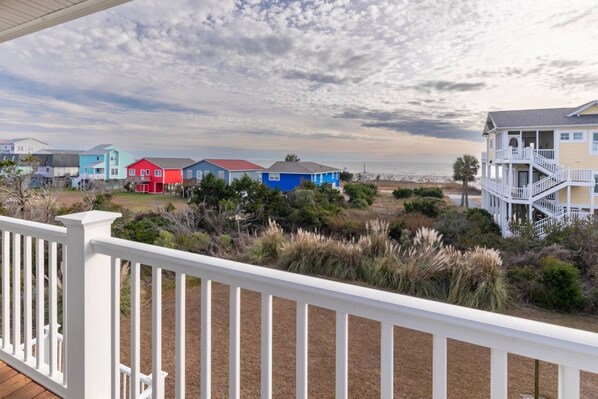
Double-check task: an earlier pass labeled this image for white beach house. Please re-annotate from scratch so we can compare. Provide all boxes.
[0,2,597,399]
[481,100,598,237]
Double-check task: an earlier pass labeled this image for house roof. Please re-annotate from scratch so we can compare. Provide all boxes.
[194,159,265,171]
[264,161,340,174]
[35,149,82,155]
[0,0,131,44]
[141,157,195,170]
[2,138,49,145]
[485,100,598,134]
[82,144,115,155]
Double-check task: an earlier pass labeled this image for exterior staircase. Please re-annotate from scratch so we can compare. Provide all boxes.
[483,148,594,237]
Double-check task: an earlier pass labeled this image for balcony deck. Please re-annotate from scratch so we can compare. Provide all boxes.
[0,362,58,399]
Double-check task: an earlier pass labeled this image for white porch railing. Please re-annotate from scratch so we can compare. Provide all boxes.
[1,211,598,398]
[27,327,165,399]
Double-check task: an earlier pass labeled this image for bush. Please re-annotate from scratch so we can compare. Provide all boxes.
[177,231,211,253]
[434,208,501,249]
[413,187,443,198]
[533,257,582,311]
[339,171,354,182]
[344,183,377,207]
[388,220,406,241]
[392,188,413,199]
[404,198,444,218]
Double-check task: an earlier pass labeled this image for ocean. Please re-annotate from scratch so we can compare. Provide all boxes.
[252,160,459,183]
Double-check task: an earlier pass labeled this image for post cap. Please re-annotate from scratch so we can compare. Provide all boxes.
[56,210,121,227]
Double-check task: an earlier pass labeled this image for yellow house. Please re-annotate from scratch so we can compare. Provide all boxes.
[481,100,598,236]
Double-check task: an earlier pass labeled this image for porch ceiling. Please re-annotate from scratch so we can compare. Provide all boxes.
[0,0,130,43]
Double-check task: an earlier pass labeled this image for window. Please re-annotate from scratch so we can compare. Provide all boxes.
[196,170,203,180]
[258,175,262,183]
[269,173,280,181]
[111,168,118,175]
[561,131,585,141]
[592,132,598,153]
[129,169,136,176]
[594,174,598,195]
[96,156,101,161]
[155,169,162,177]
[218,171,225,180]
[146,169,150,176]
[186,170,192,179]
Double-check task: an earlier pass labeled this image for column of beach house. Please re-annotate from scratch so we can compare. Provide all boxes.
[0,2,598,399]
[480,101,598,237]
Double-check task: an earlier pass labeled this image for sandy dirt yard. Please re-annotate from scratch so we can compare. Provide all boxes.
[119,280,598,399]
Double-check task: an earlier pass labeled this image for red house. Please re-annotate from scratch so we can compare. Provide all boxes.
[126,157,194,194]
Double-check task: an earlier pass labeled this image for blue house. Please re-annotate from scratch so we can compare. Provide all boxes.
[261,161,340,191]
[73,144,135,188]
[183,159,265,185]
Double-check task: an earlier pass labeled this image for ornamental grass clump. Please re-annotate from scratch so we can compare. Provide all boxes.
[270,221,509,312]
[244,219,286,265]
[277,230,366,281]
[369,227,453,300]
[448,247,508,312]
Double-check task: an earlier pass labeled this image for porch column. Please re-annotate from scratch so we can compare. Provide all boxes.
[528,205,533,222]
[57,211,122,399]
[590,187,595,216]
[567,186,571,217]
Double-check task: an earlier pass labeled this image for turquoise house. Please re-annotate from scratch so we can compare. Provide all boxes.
[73,144,135,187]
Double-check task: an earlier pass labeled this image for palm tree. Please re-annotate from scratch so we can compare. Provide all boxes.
[453,154,479,208]
[285,154,300,162]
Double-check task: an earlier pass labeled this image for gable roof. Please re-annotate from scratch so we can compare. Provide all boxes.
[140,157,195,170]
[35,149,82,155]
[82,144,115,155]
[485,100,598,134]
[265,161,340,174]
[3,138,49,145]
[567,100,598,117]
[0,0,131,44]
[191,159,265,171]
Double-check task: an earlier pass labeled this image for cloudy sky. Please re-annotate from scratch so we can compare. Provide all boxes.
[0,0,597,162]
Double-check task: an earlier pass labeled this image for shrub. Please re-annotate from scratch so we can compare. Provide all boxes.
[434,208,501,250]
[388,220,406,241]
[533,257,582,311]
[404,198,444,218]
[392,188,413,199]
[344,183,377,207]
[177,231,211,253]
[326,216,366,240]
[339,171,354,182]
[154,231,176,248]
[219,234,233,249]
[413,187,443,199]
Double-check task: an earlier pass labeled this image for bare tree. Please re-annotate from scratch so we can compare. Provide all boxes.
[0,155,40,219]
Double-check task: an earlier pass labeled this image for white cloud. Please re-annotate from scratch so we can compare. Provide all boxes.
[0,0,596,161]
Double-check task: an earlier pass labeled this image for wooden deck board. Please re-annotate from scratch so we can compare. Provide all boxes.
[0,362,59,399]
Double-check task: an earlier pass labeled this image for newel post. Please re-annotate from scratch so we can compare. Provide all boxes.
[57,211,121,399]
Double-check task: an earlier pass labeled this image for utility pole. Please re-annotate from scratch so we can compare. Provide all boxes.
[362,163,366,184]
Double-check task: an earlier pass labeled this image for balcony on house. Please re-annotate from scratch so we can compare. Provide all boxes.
[0,211,597,398]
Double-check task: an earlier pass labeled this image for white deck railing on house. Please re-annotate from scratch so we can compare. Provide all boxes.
[1,211,598,398]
